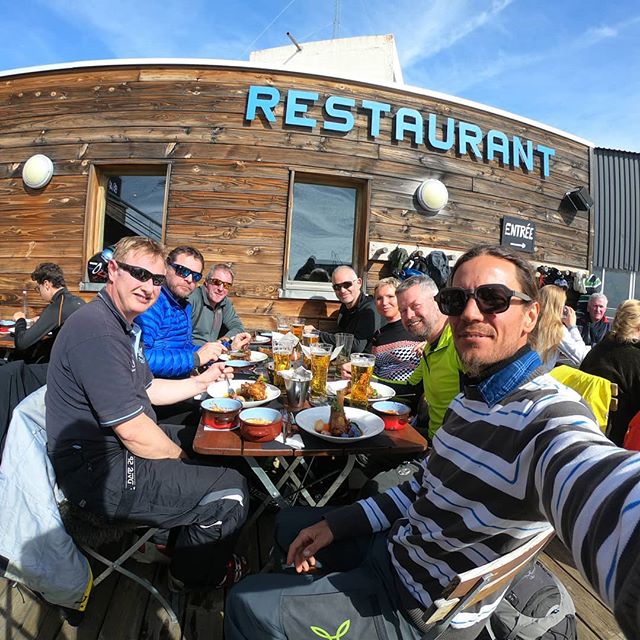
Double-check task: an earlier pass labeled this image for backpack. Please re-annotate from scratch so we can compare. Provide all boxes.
[488,560,576,640]
[424,250,450,290]
[386,247,409,278]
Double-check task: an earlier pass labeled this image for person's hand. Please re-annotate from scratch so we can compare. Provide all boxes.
[196,362,234,384]
[341,361,352,380]
[286,520,334,573]
[230,332,252,350]
[562,306,576,327]
[197,341,226,365]
[12,312,25,321]
[413,341,426,355]
[303,324,316,333]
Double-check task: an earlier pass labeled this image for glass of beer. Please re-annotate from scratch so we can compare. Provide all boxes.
[350,353,375,409]
[275,316,290,334]
[272,341,293,390]
[310,343,333,401]
[290,318,305,339]
[302,330,319,367]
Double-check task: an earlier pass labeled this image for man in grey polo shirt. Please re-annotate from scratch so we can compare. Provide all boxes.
[46,236,248,592]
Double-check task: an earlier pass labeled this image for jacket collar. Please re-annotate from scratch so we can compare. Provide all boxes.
[461,346,543,407]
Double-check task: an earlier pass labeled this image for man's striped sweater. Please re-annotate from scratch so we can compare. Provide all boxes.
[326,348,640,629]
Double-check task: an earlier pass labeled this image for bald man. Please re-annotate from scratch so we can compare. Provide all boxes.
[305,265,380,353]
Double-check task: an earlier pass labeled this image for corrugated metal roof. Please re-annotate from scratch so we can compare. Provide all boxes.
[593,148,640,270]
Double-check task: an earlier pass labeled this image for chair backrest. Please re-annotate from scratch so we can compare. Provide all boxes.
[549,365,616,431]
[423,528,555,628]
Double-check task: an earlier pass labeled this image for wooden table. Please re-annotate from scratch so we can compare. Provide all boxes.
[194,416,428,527]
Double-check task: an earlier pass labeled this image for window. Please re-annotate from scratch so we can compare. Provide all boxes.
[83,164,170,285]
[283,173,368,297]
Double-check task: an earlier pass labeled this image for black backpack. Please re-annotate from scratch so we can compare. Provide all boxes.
[424,251,450,290]
[488,561,576,640]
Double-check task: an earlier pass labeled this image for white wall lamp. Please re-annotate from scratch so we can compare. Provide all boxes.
[22,154,54,189]
[416,178,448,214]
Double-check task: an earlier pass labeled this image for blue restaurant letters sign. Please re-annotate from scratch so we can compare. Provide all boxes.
[245,85,556,178]
[501,216,535,253]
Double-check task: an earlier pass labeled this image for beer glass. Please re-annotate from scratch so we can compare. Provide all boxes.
[275,315,289,334]
[350,353,375,409]
[290,318,305,339]
[302,330,319,367]
[333,332,354,376]
[272,340,293,390]
[310,343,333,400]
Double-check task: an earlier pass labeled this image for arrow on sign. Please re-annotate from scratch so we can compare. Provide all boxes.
[510,242,526,249]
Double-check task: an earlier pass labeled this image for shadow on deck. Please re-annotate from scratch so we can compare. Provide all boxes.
[0,520,624,640]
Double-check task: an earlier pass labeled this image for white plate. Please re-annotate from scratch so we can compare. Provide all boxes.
[260,331,273,338]
[251,335,271,344]
[326,380,396,403]
[220,351,269,364]
[206,380,281,408]
[295,406,385,444]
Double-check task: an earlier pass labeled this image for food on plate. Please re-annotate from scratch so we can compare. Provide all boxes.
[229,348,252,360]
[312,389,363,438]
[227,376,268,402]
[244,418,273,425]
[340,381,380,400]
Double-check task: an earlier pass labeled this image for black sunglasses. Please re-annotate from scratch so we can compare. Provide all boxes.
[116,261,166,286]
[435,284,532,316]
[332,280,354,291]
[206,277,232,291]
[168,261,202,283]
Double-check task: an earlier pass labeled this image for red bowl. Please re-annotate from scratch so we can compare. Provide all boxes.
[372,401,411,431]
[201,398,242,429]
[239,408,282,442]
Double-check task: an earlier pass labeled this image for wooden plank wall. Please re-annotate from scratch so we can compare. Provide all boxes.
[0,65,591,328]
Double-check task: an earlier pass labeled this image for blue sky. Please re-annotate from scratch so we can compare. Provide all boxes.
[2,0,640,151]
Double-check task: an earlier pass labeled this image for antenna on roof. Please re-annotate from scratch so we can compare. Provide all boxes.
[286,31,302,52]
[333,0,341,38]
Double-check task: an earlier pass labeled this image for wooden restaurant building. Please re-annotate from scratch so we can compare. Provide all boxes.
[0,48,593,327]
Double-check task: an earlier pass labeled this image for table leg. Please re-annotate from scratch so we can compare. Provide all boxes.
[243,456,304,530]
[276,456,317,507]
[314,455,356,507]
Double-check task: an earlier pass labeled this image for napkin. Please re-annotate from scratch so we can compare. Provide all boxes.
[274,433,305,449]
[300,344,343,361]
[271,332,299,348]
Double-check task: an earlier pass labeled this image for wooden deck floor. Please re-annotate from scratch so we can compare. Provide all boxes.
[1,521,624,640]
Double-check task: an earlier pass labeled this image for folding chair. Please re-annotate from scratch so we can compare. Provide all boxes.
[419,528,555,640]
[59,502,178,624]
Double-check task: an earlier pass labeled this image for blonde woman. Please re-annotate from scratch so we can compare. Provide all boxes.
[581,299,640,446]
[530,285,589,372]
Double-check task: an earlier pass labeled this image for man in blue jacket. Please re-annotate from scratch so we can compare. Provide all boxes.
[135,246,226,378]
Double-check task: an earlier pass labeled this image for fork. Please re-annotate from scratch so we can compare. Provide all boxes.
[224,372,235,398]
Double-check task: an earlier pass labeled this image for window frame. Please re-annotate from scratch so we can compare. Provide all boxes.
[281,170,370,299]
[81,161,171,289]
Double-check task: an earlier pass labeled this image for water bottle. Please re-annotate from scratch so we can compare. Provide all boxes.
[22,289,28,319]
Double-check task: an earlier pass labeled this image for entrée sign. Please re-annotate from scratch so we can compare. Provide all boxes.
[245,85,556,178]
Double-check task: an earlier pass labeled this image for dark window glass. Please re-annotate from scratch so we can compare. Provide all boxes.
[104,174,165,245]
[288,182,357,283]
